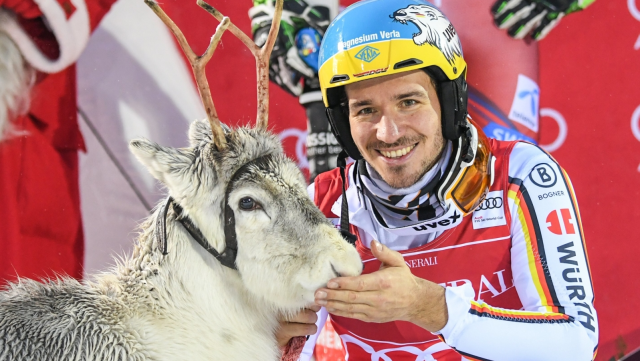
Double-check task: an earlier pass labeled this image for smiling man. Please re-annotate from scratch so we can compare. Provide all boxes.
[275,0,599,360]
[346,70,445,190]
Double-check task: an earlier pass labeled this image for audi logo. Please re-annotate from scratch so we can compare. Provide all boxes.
[477,197,503,210]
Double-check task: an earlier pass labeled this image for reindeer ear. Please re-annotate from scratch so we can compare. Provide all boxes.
[129,139,193,190]
[188,119,231,147]
[188,119,212,147]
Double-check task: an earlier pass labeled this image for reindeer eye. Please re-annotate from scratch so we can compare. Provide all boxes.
[239,197,260,211]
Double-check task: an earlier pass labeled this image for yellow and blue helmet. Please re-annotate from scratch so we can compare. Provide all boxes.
[319,0,469,159]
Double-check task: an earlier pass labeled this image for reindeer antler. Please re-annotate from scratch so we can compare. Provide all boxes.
[144,0,229,149]
[197,0,283,130]
[144,0,283,149]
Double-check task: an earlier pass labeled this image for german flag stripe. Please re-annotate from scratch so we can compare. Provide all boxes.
[507,186,549,308]
[559,168,595,294]
[508,176,523,194]
[592,344,598,360]
[519,181,564,313]
[469,301,573,324]
[508,177,563,314]
[529,144,595,298]
[455,348,493,361]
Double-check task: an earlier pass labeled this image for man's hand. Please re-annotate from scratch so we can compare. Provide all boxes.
[314,240,448,333]
[275,305,320,349]
[491,0,595,40]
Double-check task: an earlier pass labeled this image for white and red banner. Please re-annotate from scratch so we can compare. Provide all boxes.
[539,1,640,358]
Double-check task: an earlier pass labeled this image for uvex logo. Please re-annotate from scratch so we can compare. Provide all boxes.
[412,211,461,231]
[546,208,575,235]
[443,23,456,42]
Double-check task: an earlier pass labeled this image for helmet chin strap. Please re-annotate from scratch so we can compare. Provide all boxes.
[337,150,358,245]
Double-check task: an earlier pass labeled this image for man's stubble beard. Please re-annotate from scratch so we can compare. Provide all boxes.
[368,131,445,189]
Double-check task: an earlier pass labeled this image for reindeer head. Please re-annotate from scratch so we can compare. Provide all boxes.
[129,0,362,311]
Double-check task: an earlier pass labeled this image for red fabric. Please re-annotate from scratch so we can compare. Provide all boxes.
[0,0,115,286]
[312,141,519,361]
[313,163,353,218]
[280,336,306,361]
[0,0,43,19]
[0,66,84,283]
[85,0,118,30]
[314,316,346,361]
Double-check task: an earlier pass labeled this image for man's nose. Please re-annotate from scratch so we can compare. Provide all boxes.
[376,115,403,144]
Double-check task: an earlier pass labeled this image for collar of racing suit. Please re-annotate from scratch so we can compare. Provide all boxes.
[358,141,452,229]
[335,142,468,250]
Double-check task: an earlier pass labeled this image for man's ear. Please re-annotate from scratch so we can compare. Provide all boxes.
[129,138,194,195]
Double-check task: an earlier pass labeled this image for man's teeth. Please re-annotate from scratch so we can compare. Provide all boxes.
[380,144,416,158]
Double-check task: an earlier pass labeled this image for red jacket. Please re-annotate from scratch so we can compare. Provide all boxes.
[0,0,115,284]
[310,139,597,360]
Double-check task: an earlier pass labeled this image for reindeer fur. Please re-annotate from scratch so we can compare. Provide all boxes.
[0,120,362,361]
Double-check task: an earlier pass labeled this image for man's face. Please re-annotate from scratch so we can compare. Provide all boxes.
[345,70,445,189]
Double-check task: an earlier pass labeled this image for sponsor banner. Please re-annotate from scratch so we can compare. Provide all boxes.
[438,268,514,303]
[405,256,438,269]
[508,74,540,132]
[483,123,536,143]
[473,190,507,230]
[339,30,401,51]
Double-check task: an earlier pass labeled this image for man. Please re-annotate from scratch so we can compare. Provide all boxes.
[276,0,598,360]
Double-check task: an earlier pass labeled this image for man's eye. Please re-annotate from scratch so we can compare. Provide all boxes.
[357,107,374,115]
[239,197,261,211]
[401,99,417,107]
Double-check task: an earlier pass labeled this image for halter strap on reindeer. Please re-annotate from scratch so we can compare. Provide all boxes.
[144,0,286,270]
[155,153,274,270]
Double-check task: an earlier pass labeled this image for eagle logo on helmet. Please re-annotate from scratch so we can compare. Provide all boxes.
[391,5,462,65]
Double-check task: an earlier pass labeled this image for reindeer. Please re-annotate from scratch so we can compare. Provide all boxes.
[0,1,362,360]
